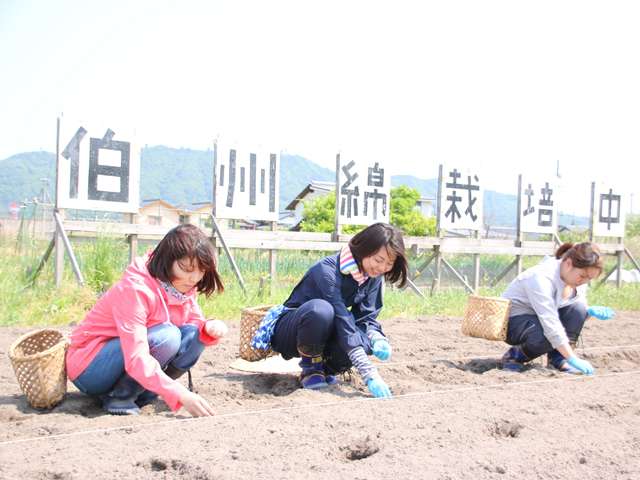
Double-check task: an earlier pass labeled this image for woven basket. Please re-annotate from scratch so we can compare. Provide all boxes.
[461,295,511,341]
[239,305,277,362]
[9,329,69,409]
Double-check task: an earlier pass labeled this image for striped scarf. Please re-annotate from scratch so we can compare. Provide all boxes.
[339,245,368,285]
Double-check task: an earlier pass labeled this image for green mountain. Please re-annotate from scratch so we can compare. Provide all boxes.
[0,147,586,227]
[0,147,336,213]
[0,151,56,207]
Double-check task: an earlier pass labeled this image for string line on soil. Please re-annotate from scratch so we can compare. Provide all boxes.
[2,368,639,448]
[2,341,636,391]
[376,342,640,368]
[2,342,638,388]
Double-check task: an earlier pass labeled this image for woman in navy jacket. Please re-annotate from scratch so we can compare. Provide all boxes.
[270,222,408,398]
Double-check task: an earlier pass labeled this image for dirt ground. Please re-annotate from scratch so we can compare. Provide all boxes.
[1,312,639,480]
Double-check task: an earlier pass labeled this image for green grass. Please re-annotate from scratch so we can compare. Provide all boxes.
[2,232,640,328]
[587,283,640,311]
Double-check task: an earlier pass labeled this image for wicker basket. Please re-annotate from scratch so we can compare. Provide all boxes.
[239,305,278,362]
[461,295,511,341]
[9,329,69,409]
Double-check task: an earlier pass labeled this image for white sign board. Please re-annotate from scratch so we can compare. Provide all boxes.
[56,121,140,213]
[592,182,626,238]
[214,144,279,221]
[337,154,390,225]
[519,176,558,234]
[438,165,483,231]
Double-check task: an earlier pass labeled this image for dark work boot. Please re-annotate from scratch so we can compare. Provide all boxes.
[164,364,194,392]
[135,390,159,408]
[101,374,144,415]
[299,356,329,389]
[136,365,190,408]
[324,372,339,385]
[501,346,528,372]
[164,364,187,379]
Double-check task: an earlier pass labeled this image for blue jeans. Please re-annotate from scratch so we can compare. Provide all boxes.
[72,323,204,396]
[506,302,587,361]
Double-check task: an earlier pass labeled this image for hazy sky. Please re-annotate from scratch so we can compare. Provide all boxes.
[1,0,639,215]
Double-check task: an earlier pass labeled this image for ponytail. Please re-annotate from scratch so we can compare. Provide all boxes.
[556,241,603,272]
[555,242,574,259]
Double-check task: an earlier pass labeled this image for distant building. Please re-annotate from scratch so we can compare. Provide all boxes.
[278,210,299,230]
[284,181,335,230]
[285,181,335,214]
[138,199,186,226]
[485,226,517,239]
[416,197,435,218]
[137,199,233,229]
[190,202,214,228]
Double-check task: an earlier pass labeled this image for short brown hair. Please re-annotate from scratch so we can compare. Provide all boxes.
[555,242,603,274]
[349,222,408,287]
[147,224,224,296]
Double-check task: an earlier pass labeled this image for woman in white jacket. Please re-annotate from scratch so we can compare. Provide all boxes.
[501,242,614,375]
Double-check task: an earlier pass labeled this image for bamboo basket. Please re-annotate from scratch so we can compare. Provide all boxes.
[461,296,511,341]
[239,305,278,362]
[9,329,69,409]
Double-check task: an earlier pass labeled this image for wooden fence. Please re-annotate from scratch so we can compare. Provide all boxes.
[46,219,636,295]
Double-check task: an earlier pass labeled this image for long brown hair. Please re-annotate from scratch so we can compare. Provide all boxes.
[555,242,603,273]
[147,224,224,296]
[349,222,408,287]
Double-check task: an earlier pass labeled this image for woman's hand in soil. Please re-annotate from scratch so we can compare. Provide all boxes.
[205,319,229,338]
[566,356,594,375]
[372,339,392,361]
[367,376,392,398]
[587,306,615,321]
[180,391,216,417]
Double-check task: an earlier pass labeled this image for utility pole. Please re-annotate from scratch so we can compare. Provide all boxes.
[38,178,52,204]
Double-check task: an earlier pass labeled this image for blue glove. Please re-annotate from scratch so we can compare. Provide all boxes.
[566,356,594,375]
[366,376,392,398]
[372,339,392,361]
[587,306,615,320]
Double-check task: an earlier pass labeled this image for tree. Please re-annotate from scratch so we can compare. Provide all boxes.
[389,185,436,236]
[299,185,435,236]
[299,194,336,233]
[627,214,640,238]
[299,194,361,233]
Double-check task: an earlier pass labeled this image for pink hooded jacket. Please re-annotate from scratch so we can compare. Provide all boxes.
[66,255,219,411]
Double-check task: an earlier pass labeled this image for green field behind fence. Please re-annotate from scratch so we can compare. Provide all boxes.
[2,233,640,328]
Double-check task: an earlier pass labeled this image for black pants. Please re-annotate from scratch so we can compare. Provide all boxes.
[506,302,588,360]
[271,299,369,375]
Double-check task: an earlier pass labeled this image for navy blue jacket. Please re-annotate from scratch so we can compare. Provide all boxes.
[283,253,384,352]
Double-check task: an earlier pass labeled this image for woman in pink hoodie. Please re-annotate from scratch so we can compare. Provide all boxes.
[66,224,227,416]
